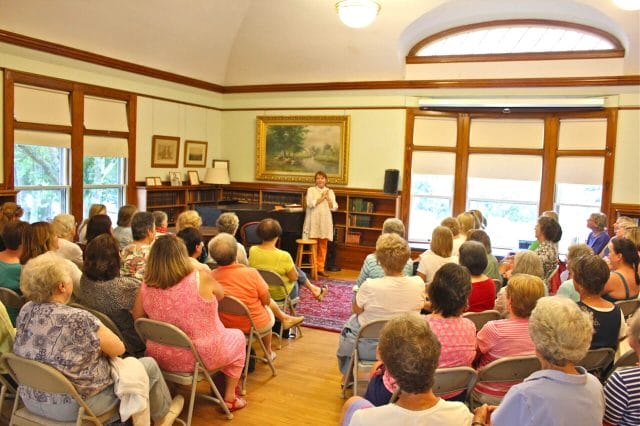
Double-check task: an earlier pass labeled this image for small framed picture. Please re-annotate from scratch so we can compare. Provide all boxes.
[184,140,208,167]
[145,177,156,186]
[188,170,200,185]
[212,159,229,174]
[169,172,182,187]
[151,135,180,168]
[154,177,162,186]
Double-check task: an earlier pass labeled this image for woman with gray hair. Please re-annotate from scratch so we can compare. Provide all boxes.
[604,309,640,426]
[212,212,248,265]
[586,212,610,256]
[355,218,414,286]
[121,212,156,280]
[473,296,604,426]
[13,251,184,424]
[52,213,83,267]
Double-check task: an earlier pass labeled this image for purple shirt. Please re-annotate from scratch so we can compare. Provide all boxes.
[587,231,610,255]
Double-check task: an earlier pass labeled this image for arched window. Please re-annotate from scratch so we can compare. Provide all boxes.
[407,19,624,63]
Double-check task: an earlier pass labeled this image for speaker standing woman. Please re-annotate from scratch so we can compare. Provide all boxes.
[303,171,338,277]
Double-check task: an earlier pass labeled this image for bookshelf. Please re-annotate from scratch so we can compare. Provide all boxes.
[136,184,220,224]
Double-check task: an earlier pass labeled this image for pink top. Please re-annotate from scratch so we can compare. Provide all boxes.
[140,271,246,378]
[426,316,477,368]
[467,278,496,312]
[475,317,535,396]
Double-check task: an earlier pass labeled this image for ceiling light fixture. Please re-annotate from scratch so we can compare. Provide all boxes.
[336,0,381,29]
[613,0,640,10]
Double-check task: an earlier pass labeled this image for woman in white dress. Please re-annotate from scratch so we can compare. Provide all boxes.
[303,171,338,277]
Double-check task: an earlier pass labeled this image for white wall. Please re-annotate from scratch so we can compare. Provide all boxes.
[613,108,640,204]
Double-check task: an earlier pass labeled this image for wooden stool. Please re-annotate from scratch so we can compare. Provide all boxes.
[295,238,318,280]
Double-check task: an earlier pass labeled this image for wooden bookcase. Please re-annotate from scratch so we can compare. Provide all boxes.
[136,181,400,269]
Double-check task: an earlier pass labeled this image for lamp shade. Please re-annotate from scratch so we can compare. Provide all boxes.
[203,167,230,185]
[335,0,380,29]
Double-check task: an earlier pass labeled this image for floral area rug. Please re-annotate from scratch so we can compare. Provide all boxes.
[296,278,355,332]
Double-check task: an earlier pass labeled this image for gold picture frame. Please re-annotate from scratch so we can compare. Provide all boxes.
[184,140,208,167]
[151,135,180,168]
[188,170,200,185]
[255,115,350,184]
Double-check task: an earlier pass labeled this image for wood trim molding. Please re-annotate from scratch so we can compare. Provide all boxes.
[407,19,625,62]
[3,71,15,189]
[453,114,470,215]
[407,50,625,64]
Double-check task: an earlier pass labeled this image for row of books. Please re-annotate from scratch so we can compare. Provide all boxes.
[349,214,372,227]
[350,198,374,213]
[147,192,184,205]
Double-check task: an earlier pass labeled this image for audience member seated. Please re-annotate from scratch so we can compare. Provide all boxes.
[133,235,247,411]
[527,210,558,251]
[0,221,27,324]
[14,252,184,425]
[556,243,593,302]
[339,313,473,426]
[113,204,138,249]
[209,233,305,360]
[0,302,15,369]
[534,215,562,281]
[0,202,23,252]
[356,218,413,286]
[151,210,169,238]
[85,214,113,244]
[121,212,156,281]
[213,212,247,265]
[459,241,495,312]
[495,251,545,315]
[249,218,325,301]
[468,229,501,283]
[441,217,464,257]
[573,253,624,350]
[337,233,425,375]
[152,210,169,237]
[586,212,611,256]
[469,209,487,230]
[614,216,637,239]
[475,274,545,401]
[76,234,145,357]
[20,222,81,290]
[417,225,458,286]
[77,203,106,244]
[364,263,476,406]
[603,237,640,302]
[625,226,640,254]
[474,296,603,426]
[52,214,83,267]
[604,308,640,426]
[177,227,211,273]
[456,212,475,249]
[175,210,209,263]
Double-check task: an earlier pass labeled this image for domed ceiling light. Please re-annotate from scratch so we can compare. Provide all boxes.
[336,0,381,29]
[613,0,640,10]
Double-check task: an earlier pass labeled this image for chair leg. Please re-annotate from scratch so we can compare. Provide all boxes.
[241,334,253,396]
[202,367,233,420]
[9,391,20,426]
[340,355,355,399]
[254,331,277,377]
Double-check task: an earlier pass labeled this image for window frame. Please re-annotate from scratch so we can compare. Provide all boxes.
[407,19,625,64]
[401,108,617,249]
[3,70,137,223]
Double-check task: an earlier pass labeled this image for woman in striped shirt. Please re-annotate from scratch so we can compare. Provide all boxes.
[604,308,640,426]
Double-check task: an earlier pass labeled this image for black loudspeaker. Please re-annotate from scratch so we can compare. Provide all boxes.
[383,169,399,195]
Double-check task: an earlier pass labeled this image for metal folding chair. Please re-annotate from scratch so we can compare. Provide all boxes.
[463,310,501,333]
[390,366,478,406]
[615,299,640,319]
[470,355,541,408]
[134,318,233,424]
[68,303,126,343]
[257,269,303,348]
[0,288,26,311]
[340,319,387,398]
[1,352,119,425]
[577,347,616,381]
[218,295,277,395]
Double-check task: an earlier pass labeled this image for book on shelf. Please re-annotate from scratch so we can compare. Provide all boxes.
[350,198,374,213]
[349,214,372,227]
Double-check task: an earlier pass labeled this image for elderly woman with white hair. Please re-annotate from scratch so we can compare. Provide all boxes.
[211,212,248,265]
[604,309,640,426]
[13,252,184,425]
[355,218,414,286]
[52,213,83,267]
[586,212,610,256]
[472,296,604,426]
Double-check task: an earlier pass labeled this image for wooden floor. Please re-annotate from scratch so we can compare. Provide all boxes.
[186,268,358,426]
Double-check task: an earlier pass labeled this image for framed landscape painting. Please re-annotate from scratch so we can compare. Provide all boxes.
[184,140,208,167]
[255,115,350,184]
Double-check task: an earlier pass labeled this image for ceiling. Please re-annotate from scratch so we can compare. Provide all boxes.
[0,0,637,87]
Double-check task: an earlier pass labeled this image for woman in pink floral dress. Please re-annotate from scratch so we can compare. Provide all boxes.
[134,235,247,411]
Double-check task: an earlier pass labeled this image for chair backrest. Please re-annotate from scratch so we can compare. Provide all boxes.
[1,352,99,420]
[477,355,541,383]
[609,349,639,376]
[240,221,261,248]
[257,269,291,300]
[615,299,640,319]
[463,310,501,332]
[0,287,26,310]
[194,206,222,227]
[577,347,616,374]
[69,303,126,342]
[356,320,388,340]
[218,295,257,330]
[492,279,502,295]
[135,317,197,351]
[433,366,478,397]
